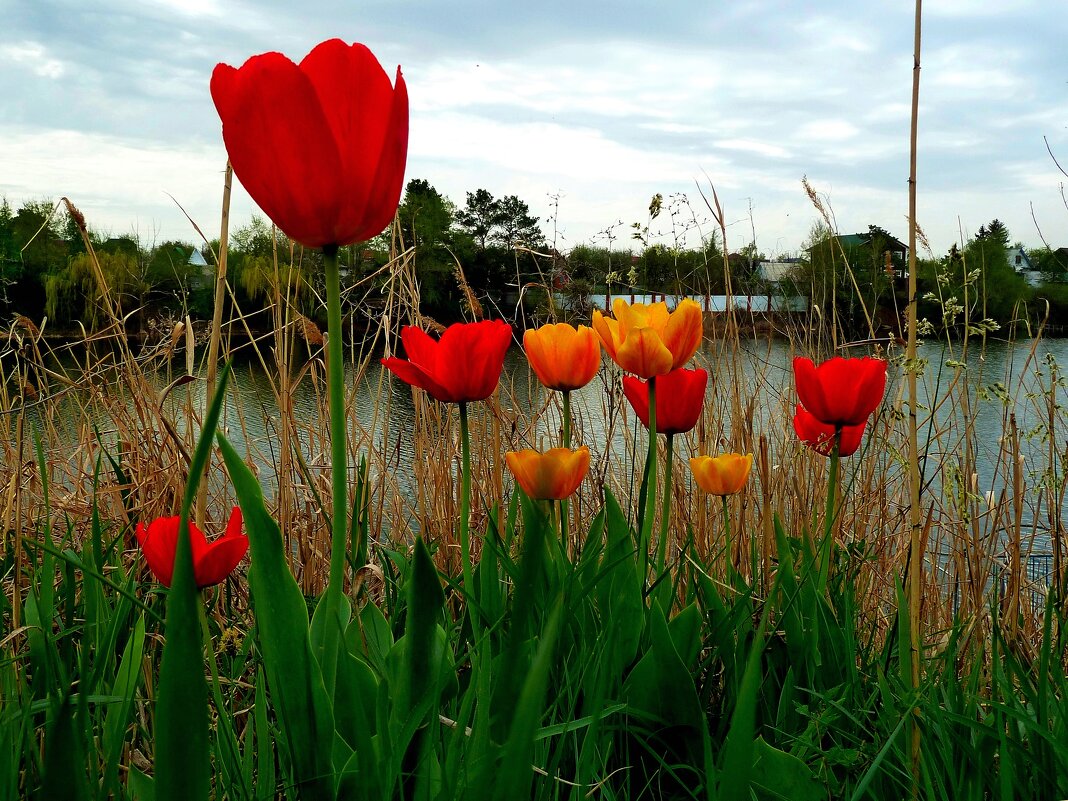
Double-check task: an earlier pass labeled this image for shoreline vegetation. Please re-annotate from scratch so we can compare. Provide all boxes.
[5,31,1068,801]
[3,189,1068,346]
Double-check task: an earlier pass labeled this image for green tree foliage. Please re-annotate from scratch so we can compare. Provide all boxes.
[916,220,1031,335]
[396,178,464,315]
[795,222,906,336]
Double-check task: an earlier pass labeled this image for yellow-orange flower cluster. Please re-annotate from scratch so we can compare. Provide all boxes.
[689,453,752,496]
[592,298,702,378]
[506,446,591,500]
[523,323,601,391]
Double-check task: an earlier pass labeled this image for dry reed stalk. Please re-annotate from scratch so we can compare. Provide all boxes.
[198,160,233,528]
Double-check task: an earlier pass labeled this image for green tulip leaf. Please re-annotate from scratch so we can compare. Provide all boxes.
[218,433,336,799]
[623,600,701,730]
[751,737,823,801]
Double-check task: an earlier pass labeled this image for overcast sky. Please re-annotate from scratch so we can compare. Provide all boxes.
[2,0,1066,258]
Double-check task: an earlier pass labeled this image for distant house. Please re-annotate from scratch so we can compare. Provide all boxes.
[1007,245,1042,287]
[807,230,909,279]
[756,258,802,285]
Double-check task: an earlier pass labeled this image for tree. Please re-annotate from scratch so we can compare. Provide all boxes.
[396,179,462,315]
[456,189,545,251]
[456,189,500,250]
[495,195,544,249]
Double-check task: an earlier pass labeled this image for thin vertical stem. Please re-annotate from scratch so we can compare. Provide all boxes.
[907,1,925,795]
[459,402,476,629]
[198,160,232,528]
[817,432,840,593]
[561,390,571,549]
[640,377,658,568]
[655,434,674,578]
[721,494,731,577]
[320,243,347,693]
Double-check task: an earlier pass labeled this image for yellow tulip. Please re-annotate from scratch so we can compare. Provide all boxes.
[689,452,753,496]
[523,323,602,391]
[506,446,591,500]
[591,298,702,378]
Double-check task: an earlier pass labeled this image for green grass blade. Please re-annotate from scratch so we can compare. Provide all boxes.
[155,363,232,801]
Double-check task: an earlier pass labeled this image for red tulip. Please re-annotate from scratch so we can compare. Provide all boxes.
[622,367,707,435]
[793,356,887,428]
[382,320,512,403]
[793,404,866,457]
[211,39,408,249]
[135,507,248,588]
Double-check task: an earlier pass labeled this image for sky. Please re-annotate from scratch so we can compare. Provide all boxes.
[2,0,1066,259]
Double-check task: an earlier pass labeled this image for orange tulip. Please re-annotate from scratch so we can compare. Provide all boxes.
[591,298,702,378]
[689,453,753,496]
[506,446,590,501]
[523,323,601,391]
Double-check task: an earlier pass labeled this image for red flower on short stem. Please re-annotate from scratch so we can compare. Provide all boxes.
[381,320,512,403]
[793,405,866,457]
[622,367,707,435]
[211,39,408,249]
[135,507,248,589]
[793,356,887,428]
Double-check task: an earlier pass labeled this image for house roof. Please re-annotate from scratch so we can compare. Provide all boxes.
[807,232,908,253]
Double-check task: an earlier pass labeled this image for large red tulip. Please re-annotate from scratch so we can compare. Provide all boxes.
[382,320,512,403]
[793,404,866,457]
[211,39,408,249]
[135,507,248,588]
[622,367,707,435]
[793,356,887,428]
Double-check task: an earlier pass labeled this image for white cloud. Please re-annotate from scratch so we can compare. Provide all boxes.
[0,41,65,79]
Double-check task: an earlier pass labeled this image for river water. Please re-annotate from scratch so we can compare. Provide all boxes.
[18,332,1068,579]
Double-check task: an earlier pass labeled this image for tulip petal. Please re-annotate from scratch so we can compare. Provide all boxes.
[437,320,511,402]
[360,67,409,242]
[793,356,833,423]
[793,404,867,457]
[795,356,887,427]
[136,517,180,587]
[616,327,674,378]
[211,54,344,248]
[300,41,408,244]
[225,505,244,539]
[195,534,250,588]
[624,369,716,435]
[663,299,703,369]
[591,310,620,361]
[506,447,590,500]
[381,356,453,401]
[621,375,651,429]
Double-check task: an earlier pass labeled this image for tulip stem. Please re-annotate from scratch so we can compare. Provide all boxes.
[561,390,571,552]
[640,377,658,573]
[322,244,347,692]
[459,401,476,629]
[721,494,734,580]
[817,430,841,593]
[655,433,674,581]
